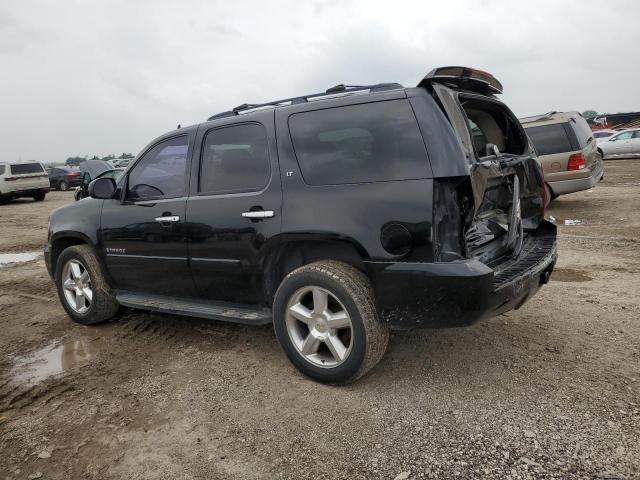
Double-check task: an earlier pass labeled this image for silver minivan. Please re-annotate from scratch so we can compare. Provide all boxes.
[520,111,604,203]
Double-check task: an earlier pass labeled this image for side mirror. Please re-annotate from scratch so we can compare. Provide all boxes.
[609,137,617,142]
[88,177,116,199]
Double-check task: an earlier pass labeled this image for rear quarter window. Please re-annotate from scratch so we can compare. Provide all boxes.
[0,165,5,175]
[525,124,573,155]
[288,99,429,185]
[570,117,594,148]
[10,163,45,175]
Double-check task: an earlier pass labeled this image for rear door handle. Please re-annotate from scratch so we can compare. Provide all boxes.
[155,215,180,223]
[242,210,275,219]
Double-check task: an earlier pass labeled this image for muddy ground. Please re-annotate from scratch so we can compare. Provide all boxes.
[1,160,639,480]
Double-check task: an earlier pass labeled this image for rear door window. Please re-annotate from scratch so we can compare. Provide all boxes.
[525,124,573,155]
[10,163,44,175]
[199,123,270,194]
[288,99,429,185]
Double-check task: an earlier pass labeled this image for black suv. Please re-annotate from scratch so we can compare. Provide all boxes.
[45,66,557,383]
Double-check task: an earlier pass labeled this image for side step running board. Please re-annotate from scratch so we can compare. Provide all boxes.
[115,292,273,326]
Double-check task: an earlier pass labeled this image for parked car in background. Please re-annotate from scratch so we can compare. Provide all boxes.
[520,111,604,203]
[47,166,81,190]
[46,66,557,383]
[598,128,640,159]
[0,160,49,203]
[74,164,125,201]
[112,158,132,168]
[73,160,124,201]
[593,129,616,143]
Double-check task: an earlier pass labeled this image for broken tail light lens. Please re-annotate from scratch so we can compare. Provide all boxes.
[567,153,586,171]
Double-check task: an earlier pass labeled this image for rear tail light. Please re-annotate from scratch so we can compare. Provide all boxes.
[567,153,586,171]
[65,172,80,177]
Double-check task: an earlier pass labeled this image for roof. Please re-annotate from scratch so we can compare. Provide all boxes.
[519,111,582,127]
[1,159,42,164]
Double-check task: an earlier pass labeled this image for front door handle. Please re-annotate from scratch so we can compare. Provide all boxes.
[242,210,275,219]
[155,215,180,223]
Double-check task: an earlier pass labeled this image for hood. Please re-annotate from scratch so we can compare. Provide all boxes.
[79,160,113,178]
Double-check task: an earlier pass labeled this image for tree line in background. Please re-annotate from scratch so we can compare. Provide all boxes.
[65,153,134,166]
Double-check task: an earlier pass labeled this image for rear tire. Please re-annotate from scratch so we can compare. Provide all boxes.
[273,260,388,384]
[59,181,68,191]
[33,192,46,201]
[55,245,119,325]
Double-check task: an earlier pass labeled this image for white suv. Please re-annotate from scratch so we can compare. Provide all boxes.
[0,160,50,203]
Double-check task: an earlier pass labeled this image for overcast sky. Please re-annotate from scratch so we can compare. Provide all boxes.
[1,0,639,163]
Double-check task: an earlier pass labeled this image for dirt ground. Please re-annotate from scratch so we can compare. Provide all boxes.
[1,160,639,480]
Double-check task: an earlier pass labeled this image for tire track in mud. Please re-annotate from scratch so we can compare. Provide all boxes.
[0,379,74,412]
[115,310,189,344]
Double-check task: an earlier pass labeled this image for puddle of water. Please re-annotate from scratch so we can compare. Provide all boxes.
[0,251,41,267]
[11,335,109,386]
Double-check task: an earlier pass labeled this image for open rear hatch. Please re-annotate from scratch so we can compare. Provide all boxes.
[422,67,546,266]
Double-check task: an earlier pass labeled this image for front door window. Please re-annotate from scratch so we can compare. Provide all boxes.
[127,136,189,201]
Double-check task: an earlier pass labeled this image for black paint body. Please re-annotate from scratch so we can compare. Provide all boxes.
[45,84,557,328]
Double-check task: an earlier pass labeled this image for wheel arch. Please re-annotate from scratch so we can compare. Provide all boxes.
[259,234,370,306]
[50,232,100,276]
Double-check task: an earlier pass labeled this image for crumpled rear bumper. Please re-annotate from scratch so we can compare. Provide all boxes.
[366,221,557,328]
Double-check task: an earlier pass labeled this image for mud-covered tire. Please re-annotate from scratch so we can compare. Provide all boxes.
[54,245,119,325]
[273,260,388,384]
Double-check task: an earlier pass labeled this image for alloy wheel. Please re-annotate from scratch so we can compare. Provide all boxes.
[285,286,353,368]
[62,259,93,314]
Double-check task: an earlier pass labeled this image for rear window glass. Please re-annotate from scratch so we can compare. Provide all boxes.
[525,124,573,155]
[10,163,44,175]
[593,131,612,138]
[289,99,429,185]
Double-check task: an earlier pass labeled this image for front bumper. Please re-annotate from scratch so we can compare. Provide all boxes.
[366,221,557,328]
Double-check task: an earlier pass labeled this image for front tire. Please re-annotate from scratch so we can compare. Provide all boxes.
[273,261,388,384]
[33,192,46,201]
[54,245,119,325]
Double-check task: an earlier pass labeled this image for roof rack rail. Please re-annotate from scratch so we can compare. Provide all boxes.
[520,111,558,124]
[207,82,403,121]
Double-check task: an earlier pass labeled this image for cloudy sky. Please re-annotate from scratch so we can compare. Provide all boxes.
[1,0,639,163]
